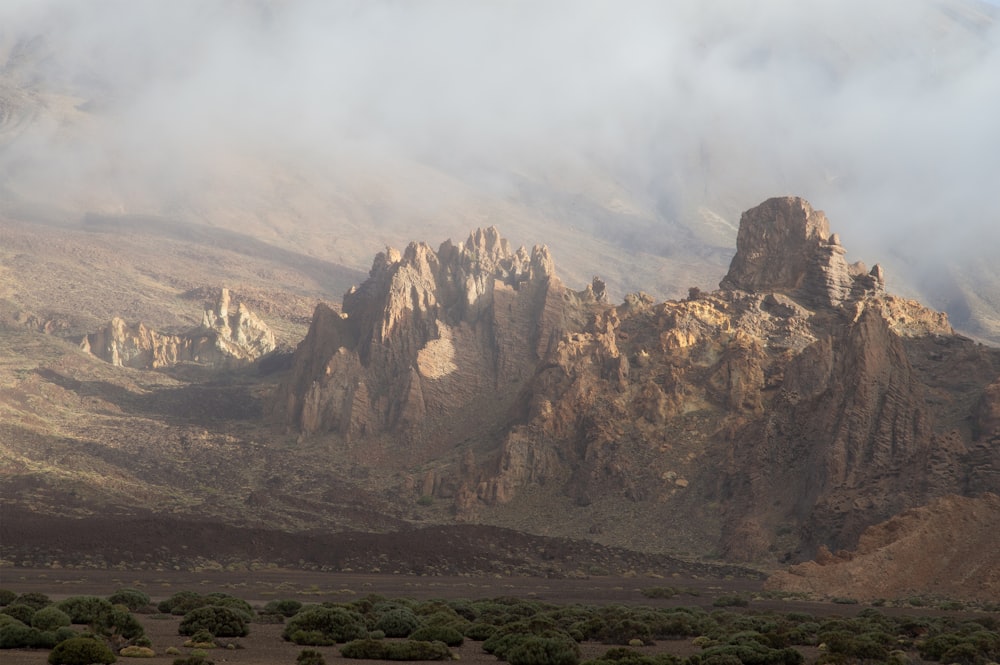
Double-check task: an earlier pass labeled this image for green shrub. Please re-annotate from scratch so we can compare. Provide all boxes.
[581,647,681,665]
[16,592,52,611]
[601,619,653,646]
[464,622,497,641]
[695,643,803,665]
[375,607,420,637]
[938,642,980,665]
[340,638,453,660]
[0,621,36,649]
[179,606,249,638]
[918,633,964,661]
[159,591,208,615]
[410,624,464,646]
[282,606,367,645]
[1,603,36,624]
[297,649,327,665]
[0,590,16,606]
[47,636,117,664]
[387,640,454,660]
[508,635,582,665]
[263,599,303,618]
[93,607,145,642]
[58,596,115,624]
[204,594,253,621]
[31,606,72,631]
[340,638,387,659]
[108,589,151,612]
[185,628,216,646]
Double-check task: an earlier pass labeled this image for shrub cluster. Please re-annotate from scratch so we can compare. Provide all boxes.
[340,637,453,660]
[282,606,368,645]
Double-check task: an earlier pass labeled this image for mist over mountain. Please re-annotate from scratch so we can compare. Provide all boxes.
[2,0,999,339]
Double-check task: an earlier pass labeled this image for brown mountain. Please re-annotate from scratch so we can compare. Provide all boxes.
[272,196,1000,563]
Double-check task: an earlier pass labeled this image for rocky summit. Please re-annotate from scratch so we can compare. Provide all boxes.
[275,196,1000,563]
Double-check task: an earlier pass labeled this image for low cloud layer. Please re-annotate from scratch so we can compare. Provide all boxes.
[2,0,999,306]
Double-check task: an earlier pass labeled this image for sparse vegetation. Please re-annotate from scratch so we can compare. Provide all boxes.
[2,582,997,665]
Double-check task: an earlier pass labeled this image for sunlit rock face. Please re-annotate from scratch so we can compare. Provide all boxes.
[81,288,275,369]
[273,226,604,438]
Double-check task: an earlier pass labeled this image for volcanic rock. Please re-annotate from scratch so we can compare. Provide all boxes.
[274,227,603,441]
[81,288,276,369]
[276,200,1000,566]
[720,196,884,307]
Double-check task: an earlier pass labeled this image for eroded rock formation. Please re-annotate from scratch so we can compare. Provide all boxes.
[82,288,276,369]
[274,227,605,441]
[276,199,1000,564]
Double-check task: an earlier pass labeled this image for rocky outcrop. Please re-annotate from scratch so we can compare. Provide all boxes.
[273,227,604,440]
[81,288,276,369]
[720,197,884,307]
[276,200,1000,567]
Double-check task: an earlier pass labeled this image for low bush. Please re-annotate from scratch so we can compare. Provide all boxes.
[16,592,52,611]
[297,649,327,665]
[108,589,151,612]
[58,596,115,624]
[263,599,303,618]
[159,592,208,616]
[295,649,326,665]
[47,635,117,665]
[375,608,420,638]
[464,622,497,641]
[93,607,145,642]
[340,638,453,660]
[582,647,681,665]
[179,606,249,638]
[0,590,17,606]
[507,635,582,665]
[641,587,678,599]
[31,606,72,632]
[1,603,36,624]
[409,624,464,646]
[282,606,367,645]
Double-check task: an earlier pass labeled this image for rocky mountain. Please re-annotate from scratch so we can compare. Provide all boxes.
[81,288,276,369]
[275,196,1000,563]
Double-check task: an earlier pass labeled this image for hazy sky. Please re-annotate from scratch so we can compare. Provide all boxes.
[2,0,999,304]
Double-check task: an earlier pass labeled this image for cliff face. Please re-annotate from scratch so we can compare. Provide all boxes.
[82,289,276,369]
[273,227,605,442]
[275,198,1000,563]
